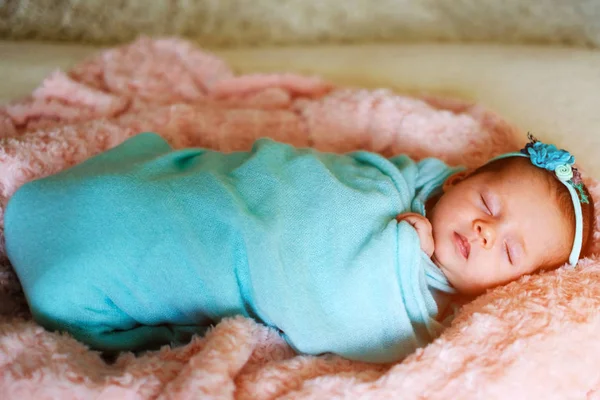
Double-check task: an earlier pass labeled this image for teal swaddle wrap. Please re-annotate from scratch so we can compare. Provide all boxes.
[5,132,458,362]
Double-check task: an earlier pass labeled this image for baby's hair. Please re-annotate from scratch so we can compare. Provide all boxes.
[474,156,595,268]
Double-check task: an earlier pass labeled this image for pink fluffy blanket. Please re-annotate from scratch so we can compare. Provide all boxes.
[1,37,600,399]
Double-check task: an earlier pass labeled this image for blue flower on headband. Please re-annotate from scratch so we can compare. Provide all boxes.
[519,133,588,204]
[524,141,575,171]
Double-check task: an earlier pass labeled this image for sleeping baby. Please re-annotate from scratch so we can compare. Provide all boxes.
[4,133,594,363]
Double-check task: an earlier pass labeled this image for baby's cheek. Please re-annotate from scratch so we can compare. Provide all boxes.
[431,224,444,246]
[469,260,511,290]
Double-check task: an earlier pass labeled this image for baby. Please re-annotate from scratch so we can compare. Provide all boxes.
[4,132,594,363]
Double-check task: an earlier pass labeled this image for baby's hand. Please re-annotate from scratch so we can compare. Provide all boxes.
[396,213,435,258]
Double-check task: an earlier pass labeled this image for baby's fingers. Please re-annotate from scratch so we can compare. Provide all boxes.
[396,213,434,257]
[418,229,435,258]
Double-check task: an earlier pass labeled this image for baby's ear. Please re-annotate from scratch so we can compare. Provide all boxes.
[442,170,472,192]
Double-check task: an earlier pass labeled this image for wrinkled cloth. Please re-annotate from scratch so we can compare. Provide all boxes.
[5,132,457,363]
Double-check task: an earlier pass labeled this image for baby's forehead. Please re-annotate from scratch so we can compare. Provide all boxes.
[468,162,561,213]
[489,160,571,216]
[475,157,552,188]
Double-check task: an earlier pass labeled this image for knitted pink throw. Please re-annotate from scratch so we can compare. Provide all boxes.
[1,38,599,400]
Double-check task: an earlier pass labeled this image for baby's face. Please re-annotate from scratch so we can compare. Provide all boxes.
[429,160,572,295]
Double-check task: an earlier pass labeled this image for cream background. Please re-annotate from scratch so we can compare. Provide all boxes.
[2,1,600,48]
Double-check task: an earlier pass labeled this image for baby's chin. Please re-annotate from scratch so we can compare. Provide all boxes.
[432,239,459,271]
[438,270,480,295]
[432,249,471,293]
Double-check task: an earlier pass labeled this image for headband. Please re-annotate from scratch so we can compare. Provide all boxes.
[491,134,588,266]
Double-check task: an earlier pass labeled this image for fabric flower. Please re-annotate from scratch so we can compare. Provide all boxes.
[555,164,573,181]
[526,142,575,171]
[571,167,583,185]
[574,182,590,204]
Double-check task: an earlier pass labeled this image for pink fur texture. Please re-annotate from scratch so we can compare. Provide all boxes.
[1,37,599,399]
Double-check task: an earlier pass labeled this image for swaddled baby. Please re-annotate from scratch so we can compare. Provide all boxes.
[4,133,594,363]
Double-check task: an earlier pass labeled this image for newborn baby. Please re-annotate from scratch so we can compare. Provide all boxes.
[4,133,594,363]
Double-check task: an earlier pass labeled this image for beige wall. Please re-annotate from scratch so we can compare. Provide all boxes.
[1,0,600,48]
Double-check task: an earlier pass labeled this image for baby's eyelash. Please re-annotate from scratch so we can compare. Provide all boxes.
[505,242,513,265]
[480,195,492,215]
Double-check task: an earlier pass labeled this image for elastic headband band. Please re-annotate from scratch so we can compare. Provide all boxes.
[490,134,587,266]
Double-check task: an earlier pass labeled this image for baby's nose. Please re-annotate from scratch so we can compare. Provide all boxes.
[474,220,496,249]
